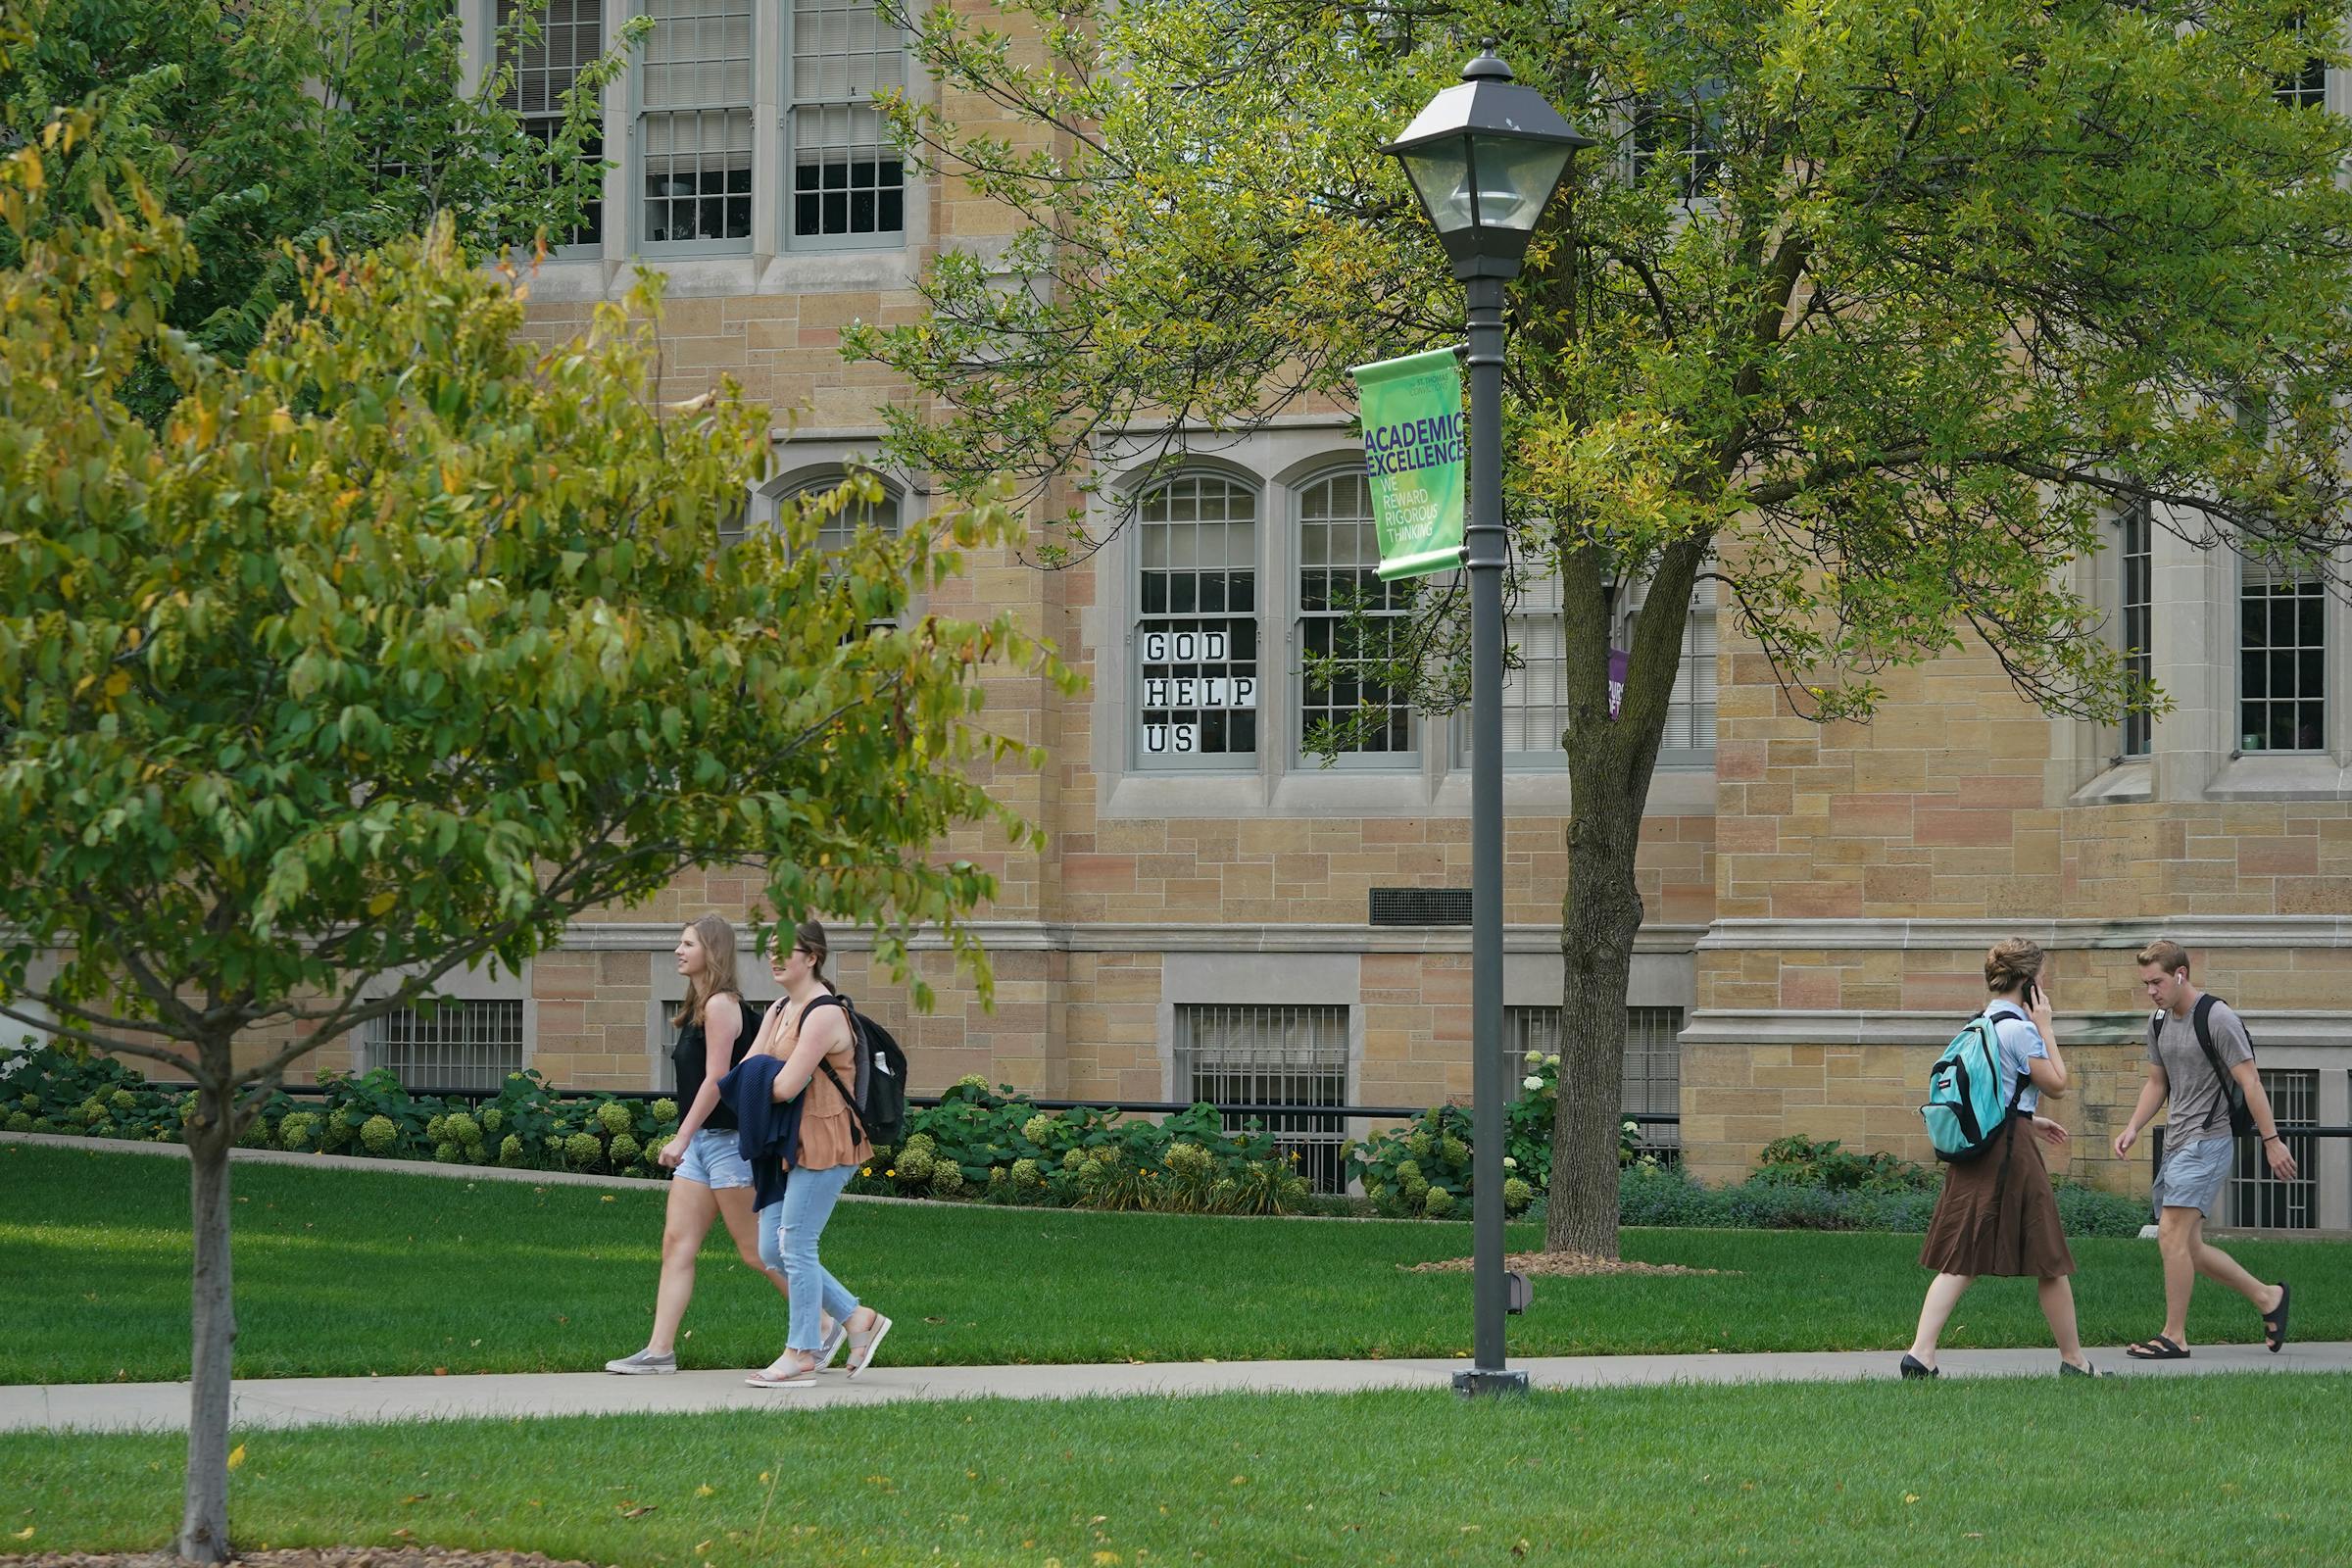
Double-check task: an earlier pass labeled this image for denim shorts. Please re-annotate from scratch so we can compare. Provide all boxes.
[2153,1134,2234,1215]
[673,1127,753,1191]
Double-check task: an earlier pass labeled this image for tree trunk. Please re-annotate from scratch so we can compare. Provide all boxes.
[1544,784,1645,1258]
[177,1069,238,1564]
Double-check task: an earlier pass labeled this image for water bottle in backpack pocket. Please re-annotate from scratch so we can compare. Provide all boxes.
[1921,1014,2031,1162]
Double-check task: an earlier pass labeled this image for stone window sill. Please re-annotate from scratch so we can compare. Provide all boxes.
[2068,759,2152,807]
[2204,752,2352,802]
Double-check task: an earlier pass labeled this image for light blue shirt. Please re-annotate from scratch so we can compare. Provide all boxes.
[1984,999,2048,1114]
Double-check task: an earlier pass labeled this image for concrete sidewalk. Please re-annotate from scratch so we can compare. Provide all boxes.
[12,1341,2347,1434]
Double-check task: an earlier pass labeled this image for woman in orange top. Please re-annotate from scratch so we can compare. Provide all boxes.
[745,917,892,1388]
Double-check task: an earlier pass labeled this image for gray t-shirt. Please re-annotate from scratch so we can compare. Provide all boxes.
[2150,997,2254,1150]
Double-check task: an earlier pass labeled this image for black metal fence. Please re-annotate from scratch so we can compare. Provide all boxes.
[131,1078,1683,1196]
[2148,1122,2351,1231]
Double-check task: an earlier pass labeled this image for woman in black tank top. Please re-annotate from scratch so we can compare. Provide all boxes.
[603,914,805,1375]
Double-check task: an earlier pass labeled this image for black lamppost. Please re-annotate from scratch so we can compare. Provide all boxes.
[1384,47,1593,1398]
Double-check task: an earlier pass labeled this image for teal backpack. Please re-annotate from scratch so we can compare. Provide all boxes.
[1921,1010,2031,1162]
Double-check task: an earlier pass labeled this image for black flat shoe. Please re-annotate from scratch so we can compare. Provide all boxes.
[1899,1353,1938,1380]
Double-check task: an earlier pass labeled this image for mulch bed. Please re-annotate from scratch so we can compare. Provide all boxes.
[1405,1249,1733,1279]
[2,1552,608,1568]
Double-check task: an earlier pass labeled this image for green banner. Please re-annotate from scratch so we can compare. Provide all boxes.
[1351,346,1467,581]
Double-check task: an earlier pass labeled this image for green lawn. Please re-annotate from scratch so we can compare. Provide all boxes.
[6,1142,2345,1384]
[8,1377,2348,1567]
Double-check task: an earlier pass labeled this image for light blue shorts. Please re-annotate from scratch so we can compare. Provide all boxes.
[673,1127,753,1191]
[2153,1134,2234,1216]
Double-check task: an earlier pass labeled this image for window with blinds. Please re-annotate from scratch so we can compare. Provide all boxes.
[639,0,754,247]
[1660,593,1717,759]
[1298,471,1413,760]
[789,0,906,243]
[1494,567,1570,760]
[498,0,604,250]
[1611,580,1716,762]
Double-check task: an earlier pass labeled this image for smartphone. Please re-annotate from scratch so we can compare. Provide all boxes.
[2023,977,2040,1007]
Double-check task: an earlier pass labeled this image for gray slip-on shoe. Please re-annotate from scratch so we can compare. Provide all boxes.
[604,1348,678,1375]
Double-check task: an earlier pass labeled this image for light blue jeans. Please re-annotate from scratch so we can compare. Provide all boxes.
[757,1161,859,1351]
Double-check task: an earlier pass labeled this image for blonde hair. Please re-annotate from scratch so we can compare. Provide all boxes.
[1984,937,2045,996]
[672,914,742,1027]
[2136,939,2190,977]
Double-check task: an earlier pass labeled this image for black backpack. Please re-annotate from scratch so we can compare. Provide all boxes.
[805,993,908,1149]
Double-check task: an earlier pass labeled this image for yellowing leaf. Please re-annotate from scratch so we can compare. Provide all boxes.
[367,892,397,916]
[13,1527,34,1540]
[694,1484,714,1497]
[226,1445,247,1470]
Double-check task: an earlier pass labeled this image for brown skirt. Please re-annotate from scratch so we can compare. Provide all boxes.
[1918,1114,2075,1279]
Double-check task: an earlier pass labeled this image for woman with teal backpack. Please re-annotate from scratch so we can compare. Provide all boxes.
[1901,938,2101,1378]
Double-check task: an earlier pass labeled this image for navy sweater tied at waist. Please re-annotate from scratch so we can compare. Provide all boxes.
[716,1054,805,1211]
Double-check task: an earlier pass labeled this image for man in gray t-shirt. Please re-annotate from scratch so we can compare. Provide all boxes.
[2111,941,2297,1359]
[2150,998,2254,1150]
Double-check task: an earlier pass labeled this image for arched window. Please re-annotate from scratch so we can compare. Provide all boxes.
[792,471,902,554]
[1136,473,1259,762]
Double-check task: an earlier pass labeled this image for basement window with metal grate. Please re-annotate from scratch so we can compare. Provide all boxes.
[1508,1004,1683,1160]
[1368,887,1472,926]
[1174,1003,1349,1194]
[367,1000,525,1093]
[2229,1068,2318,1229]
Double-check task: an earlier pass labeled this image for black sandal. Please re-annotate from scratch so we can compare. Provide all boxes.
[2263,1282,2292,1353]
[2124,1335,2191,1360]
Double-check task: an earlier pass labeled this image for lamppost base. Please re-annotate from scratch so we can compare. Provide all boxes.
[1451,1367,1532,1398]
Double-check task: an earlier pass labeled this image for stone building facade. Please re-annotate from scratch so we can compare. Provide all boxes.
[110,2,2351,1227]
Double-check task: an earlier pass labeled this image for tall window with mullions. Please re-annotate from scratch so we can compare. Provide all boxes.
[1137,474,1258,762]
[498,0,604,251]
[2239,561,2325,753]
[789,0,906,244]
[2119,500,2153,757]
[638,0,754,248]
[1298,472,1412,758]
[1174,1004,1349,1194]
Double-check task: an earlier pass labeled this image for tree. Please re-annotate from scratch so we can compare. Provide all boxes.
[0,123,1067,1558]
[849,0,2352,1255]
[1,0,638,420]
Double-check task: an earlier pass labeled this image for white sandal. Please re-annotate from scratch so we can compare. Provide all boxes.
[845,1312,892,1380]
[745,1352,818,1389]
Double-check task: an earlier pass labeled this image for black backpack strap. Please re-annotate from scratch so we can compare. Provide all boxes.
[817,1059,869,1147]
[2191,993,2231,1091]
[802,993,871,1146]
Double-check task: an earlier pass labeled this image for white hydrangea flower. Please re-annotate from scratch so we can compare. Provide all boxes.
[1522,1075,1543,1091]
